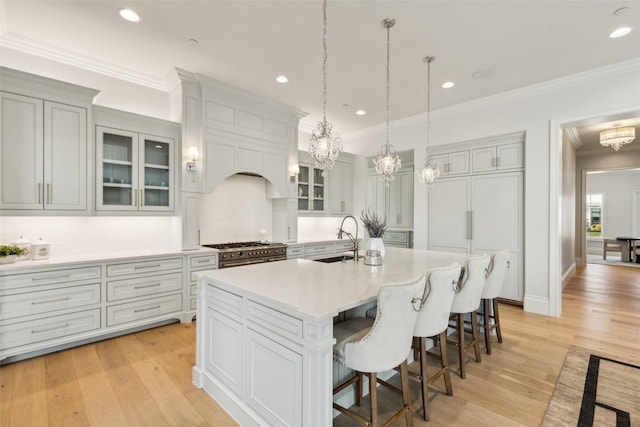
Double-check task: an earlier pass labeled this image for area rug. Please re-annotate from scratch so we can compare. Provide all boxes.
[542,346,640,426]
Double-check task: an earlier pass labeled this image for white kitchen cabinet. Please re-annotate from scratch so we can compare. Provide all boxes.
[428,172,523,302]
[0,92,88,211]
[366,168,414,231]
[96,126,175,212]
[186,253,218,317]
[430,150,470,176]
[383,230,413,248]
[329,157,354,216]
[297,162,327,214]
[472,142,523,173]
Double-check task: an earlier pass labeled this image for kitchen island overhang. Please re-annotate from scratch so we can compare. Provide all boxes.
[193,248,469,426]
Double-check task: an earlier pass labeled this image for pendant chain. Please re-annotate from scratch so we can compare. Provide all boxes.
[322,0,328,124]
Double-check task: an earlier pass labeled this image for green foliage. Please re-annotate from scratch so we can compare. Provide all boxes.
[0,245,26,257]
[360,209,387,238]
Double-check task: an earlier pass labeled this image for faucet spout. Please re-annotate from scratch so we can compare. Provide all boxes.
[338,215,359,261]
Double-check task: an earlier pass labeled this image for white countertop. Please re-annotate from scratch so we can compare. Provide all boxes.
[196,247,468,322]
[0,247,218,273]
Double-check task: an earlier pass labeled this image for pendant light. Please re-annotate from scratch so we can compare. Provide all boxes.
[309,0,342,177]
[374,18,401,186]
[417,56,440,186]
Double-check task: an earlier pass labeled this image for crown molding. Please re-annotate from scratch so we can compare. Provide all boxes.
[1,33,168,91]
[344,57,640,141]
[565,128,583,149]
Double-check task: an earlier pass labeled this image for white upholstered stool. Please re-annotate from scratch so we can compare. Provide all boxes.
[333,275,426,427]
[448,254,490,379]
[479,250,511,354]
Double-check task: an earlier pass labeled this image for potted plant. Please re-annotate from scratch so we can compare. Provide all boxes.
[0,244,26,264]
[360,209,387,258]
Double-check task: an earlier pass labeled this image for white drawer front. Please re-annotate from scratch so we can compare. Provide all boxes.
[190,283,198,296]
[384,232,408,244]
[1,283,101,319]
[106,257,183,277]
[106,293,183,327]
[0,309,101,350]
[247,300,303,343]
[1,266,102,290]
[190,298,197,310]
[335,241,353,251]
[207,285,243,319]
[107,273,183,302]
[303,244,334,256]
[287,247,304,258]
[190,255,217,269]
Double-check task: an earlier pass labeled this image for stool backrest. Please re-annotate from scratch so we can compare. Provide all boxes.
[344,275,426,373]
[481,250,511,299]
[413,263,462,338]
[450,254,490,314]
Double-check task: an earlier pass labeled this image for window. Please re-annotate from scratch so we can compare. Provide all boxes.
[586,193,603,238]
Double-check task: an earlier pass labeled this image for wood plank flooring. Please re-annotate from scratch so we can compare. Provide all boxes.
[1,263,638,426]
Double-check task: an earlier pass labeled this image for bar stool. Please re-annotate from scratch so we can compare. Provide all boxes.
[411,263,462,421]
[448,254,490,379]
[333,275,427,427]
[479,250,511,354]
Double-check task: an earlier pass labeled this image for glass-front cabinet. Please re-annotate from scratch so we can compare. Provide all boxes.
[297,163,326,214]
[96,126,174,212]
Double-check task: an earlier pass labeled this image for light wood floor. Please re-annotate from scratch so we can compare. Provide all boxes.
[1,264,638,426]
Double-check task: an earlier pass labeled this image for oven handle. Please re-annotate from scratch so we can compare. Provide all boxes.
[219,259,266,268]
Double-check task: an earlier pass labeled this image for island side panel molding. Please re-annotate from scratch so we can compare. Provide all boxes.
[303,318,336,427]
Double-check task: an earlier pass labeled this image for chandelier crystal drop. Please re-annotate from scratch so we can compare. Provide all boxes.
[417,55,440,186]
[599,126,635,151]
[309,0,342,177]
[374,18,401,186]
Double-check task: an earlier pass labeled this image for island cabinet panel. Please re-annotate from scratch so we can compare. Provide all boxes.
[244,327,303,427]
[206,308,243,397]
[246,300,303,344]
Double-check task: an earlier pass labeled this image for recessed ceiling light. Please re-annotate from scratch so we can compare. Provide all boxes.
[442,81,455,89]
[276,75,288,83]
[119,8,140,22]
[609,27,632,38]
[356,110,366,116]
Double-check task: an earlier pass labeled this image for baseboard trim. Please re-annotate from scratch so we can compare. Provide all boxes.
[523,295,552,316]
[561,262,576,289]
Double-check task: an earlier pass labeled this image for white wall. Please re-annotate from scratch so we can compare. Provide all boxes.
[344,58,640,316]
[561,133,576,276]
[586,170,640,238]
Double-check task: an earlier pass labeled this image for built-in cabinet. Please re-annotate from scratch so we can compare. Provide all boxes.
[298,151,355,217]
[430,150,470,176]
[0,250,217,363]
[366,168,414,229]
[0,68,97,213]
[94,107,179,213]
[428,133,524,302]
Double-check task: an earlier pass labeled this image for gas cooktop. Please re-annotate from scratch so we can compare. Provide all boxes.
[202,241,285,250]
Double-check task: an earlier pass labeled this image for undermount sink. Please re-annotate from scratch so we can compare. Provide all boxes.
[313,255,354,263]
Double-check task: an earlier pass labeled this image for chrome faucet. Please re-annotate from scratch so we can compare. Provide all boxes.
[338,215,359,261]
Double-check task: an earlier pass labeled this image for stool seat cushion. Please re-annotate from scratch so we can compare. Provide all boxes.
[333,317,374,365]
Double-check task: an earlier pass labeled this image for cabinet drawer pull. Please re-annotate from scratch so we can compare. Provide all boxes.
[134,305,161,313]
[38,182,42,204]
[32,296,70,305]
[32,323,69,334]
[197,259,211,264]
[134,264,162,270]
[134,283,161,289]
[32,274,70,281]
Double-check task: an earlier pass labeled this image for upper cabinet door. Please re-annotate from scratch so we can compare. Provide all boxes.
[329,162,353,216]
[139,134,175,211]
[0,92,44,210]
[44,101,87,211]
[96,126,138,211]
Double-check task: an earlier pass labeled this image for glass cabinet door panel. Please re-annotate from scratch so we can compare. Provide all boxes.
[298,165,310,211]
[144,188,169,206]
[139,134,174,211]
[97,127,137,209]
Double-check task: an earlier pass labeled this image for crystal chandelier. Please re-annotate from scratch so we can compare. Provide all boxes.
[309,0,342,177]
[599,126,635,151]
[417,56,440,186]
[374,18,401,186]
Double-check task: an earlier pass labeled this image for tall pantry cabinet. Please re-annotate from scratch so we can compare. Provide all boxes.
[0,68,98,213]
[428,133,524,302]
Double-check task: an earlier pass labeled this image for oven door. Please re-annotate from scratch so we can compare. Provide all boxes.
[219,259,266,269]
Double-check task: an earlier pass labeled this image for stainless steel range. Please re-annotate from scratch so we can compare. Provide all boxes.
[202,241,287,268]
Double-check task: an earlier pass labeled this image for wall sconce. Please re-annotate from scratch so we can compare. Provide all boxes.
[289,164,300,183]
[186,146,199,172]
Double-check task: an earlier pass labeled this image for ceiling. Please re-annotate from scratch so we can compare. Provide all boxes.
[1,0,639,139]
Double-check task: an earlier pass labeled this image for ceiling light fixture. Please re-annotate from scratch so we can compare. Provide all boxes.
[356,110,366,116]
[309,0,342,177]
[417,56,440,186]
[119,8,140,22]
[600,125,635,150]
[609,27,632,38]
[374,18,401,186]
[276,75,288,83]
[442,81,455,89]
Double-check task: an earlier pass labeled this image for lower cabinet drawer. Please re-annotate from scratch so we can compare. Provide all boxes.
[246,300,303,343]
[0,283,101,319]
[107,273,182,302]
[106,294,183,327]
[106,257,183,277]
[383,231,408,244]
[0,309,101,350]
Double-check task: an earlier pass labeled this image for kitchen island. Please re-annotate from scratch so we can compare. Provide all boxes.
[193,247,468,426]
